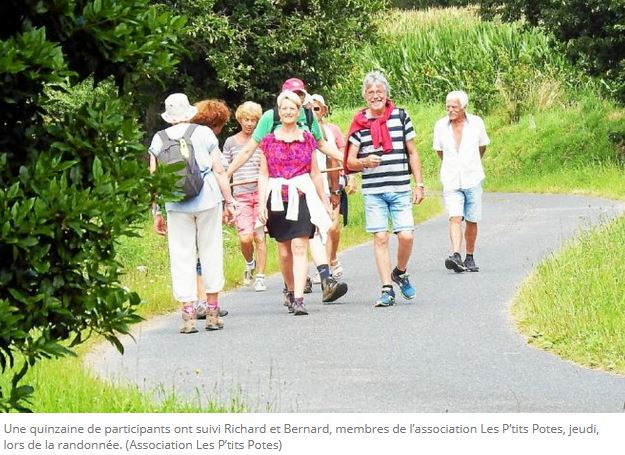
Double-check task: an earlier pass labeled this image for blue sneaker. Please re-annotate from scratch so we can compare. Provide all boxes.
[391,269,416,299]
[374,289,395,307]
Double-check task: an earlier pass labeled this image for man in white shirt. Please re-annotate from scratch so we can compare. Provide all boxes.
[433,90,490,273]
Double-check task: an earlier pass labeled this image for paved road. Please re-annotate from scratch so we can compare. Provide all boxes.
[87,193,625,412]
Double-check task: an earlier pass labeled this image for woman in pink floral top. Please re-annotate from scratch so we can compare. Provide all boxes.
[257,91,332,316]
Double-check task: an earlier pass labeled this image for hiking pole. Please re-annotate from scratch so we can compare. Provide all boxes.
[230,167,343,186]
[230,178,258,187]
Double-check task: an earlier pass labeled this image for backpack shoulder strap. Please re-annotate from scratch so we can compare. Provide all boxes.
[157,129,170,143]
[398,108,407,127]
[270,108,280,132]
[305,107,314,130]
[182,123,200,142]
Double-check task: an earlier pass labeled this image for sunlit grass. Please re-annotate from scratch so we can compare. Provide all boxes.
[512,217,625,373]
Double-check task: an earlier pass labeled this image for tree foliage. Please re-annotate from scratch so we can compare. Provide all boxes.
[0,0,184,412]
[145,0,387,133]
[478,0,625,102]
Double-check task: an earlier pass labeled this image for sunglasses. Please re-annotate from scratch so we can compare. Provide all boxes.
[313,106,322,111]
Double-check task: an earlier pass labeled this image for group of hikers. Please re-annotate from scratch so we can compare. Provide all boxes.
[148,71,489,334]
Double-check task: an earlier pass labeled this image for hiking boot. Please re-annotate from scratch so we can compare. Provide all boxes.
[391,269,416,300]
[304,276,313,294]
[254,275,267,292]
[283,290,295,313]
[292,299,308,316]
[330,261,344,279]
[321,276,348,303]
[193,299,207,319]
[374,289,395,307]
[205,308,224,331]
[445,253,467,273]
[464,255,480,272]
[195,300,227,319]
[180,309,198,334]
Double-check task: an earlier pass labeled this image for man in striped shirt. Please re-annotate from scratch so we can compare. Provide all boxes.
[345,71,425,307]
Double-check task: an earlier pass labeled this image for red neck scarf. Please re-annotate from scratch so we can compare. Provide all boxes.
[344,100,395,173]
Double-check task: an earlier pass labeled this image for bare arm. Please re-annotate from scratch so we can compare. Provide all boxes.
[405,139,425,205]
[316,137,343,162]
[149,154,166,235]
[256,155,269,225]
[212,151,236,223]
[226,137,260,178]
[346,142,381,172]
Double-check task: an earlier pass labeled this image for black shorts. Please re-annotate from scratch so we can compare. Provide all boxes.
[266,194,315,242]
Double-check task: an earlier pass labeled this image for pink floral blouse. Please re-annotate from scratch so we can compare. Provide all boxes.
[260,131,317,201]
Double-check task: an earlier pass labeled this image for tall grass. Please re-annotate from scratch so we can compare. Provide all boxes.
[333,7,583,119]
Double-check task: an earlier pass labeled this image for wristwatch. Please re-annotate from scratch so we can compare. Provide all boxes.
[331,190,341,196]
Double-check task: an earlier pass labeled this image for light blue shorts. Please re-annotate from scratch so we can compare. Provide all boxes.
[364,191,414,233]
[443,185,483,222]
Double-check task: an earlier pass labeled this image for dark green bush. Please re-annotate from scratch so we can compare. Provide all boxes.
[0,0,184,412]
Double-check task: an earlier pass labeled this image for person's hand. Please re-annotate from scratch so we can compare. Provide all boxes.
[330,193,340,209]
[223,203,236,224]
[367,154,382,169]
[323,197,332,216]
[412,186,425,205]
[153,214,166,235]
[345,176,357,195]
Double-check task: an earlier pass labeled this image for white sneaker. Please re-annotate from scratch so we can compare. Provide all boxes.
[254,276,266,292]
[330,261,344,279]
[311,271,321,284]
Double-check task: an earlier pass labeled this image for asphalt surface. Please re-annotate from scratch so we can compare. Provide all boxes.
[87,193,625,412]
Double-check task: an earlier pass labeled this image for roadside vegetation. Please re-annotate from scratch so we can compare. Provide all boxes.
[3,5,624,412]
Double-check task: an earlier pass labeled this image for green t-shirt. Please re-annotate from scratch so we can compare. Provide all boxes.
[252,107,323,143]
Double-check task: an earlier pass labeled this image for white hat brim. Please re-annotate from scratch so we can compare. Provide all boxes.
[161,106,198,124]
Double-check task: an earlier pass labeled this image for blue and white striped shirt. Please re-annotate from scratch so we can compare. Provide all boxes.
[348,108,416,195]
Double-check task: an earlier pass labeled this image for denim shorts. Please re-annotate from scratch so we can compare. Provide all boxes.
[363,191,414,233]
[443,185,483,222]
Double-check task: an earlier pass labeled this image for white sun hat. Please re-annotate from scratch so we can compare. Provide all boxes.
[161,93,198,124]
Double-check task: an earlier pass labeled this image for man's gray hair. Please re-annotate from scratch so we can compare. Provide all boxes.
[446,90,469,108]
[277,90,302,109]
[362,71,391,98]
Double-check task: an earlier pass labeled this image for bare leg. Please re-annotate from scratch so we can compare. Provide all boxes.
[196,274,205,301]
[396,230,414,271]
[449,216,464,254]
[465,221,478,255]
[373,231,392,285]
[254,229,267,274]
[238,233,254,262]
[291,237,309,298]
[326,206,341,264]
[277,241,293,292]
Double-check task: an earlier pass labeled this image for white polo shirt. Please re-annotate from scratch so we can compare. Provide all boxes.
[432,113,490,190]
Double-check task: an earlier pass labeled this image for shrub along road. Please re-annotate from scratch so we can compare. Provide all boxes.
[88,193,625,412]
